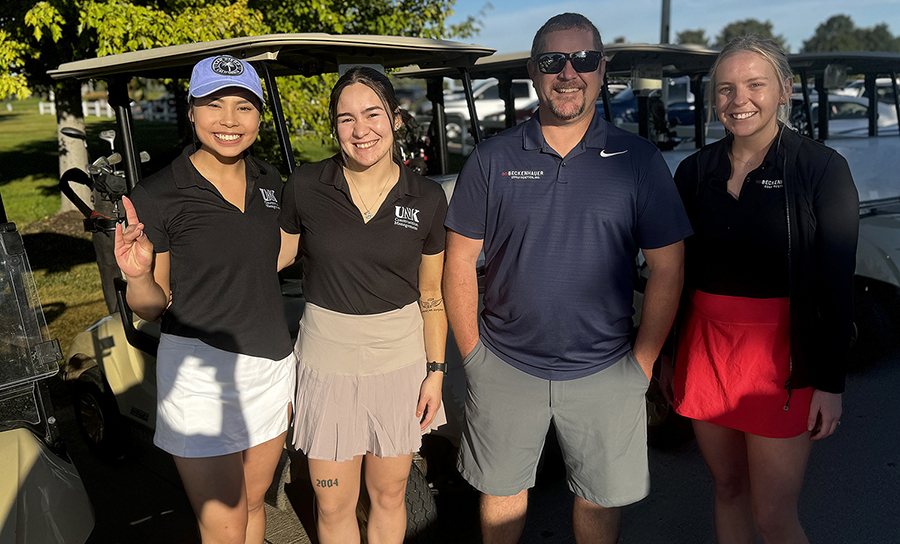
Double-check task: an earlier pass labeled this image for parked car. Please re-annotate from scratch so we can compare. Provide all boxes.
[435,77,537,138]
[833,77,899,104]
[790,93,899,137]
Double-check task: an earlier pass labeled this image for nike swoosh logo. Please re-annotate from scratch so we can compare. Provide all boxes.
[600,150,628,157]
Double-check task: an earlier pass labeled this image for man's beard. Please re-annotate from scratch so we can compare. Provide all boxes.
[547,89,586,121]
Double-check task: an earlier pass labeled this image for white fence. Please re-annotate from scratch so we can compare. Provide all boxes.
[38,98,177,123]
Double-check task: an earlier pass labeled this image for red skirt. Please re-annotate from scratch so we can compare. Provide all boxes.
[673,291,813,438]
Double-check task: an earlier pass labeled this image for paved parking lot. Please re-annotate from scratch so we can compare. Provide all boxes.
[52,385,309,544]
[53,345,900,544]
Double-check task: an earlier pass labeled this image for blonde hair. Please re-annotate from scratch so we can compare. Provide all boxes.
[708,35,793,126]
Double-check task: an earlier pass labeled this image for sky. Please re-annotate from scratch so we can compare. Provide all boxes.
[447,0,900,54]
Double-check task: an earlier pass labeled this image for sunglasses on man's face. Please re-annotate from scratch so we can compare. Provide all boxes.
[534,50,603,74]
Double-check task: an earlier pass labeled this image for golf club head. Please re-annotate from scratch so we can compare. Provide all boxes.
[61,127,87,140]
[139,151,151,163]
[108,153,122,165]
[100,130,116,150]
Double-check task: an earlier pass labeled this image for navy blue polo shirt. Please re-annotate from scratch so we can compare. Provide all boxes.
[279,156,447,315]
[131,146,293,360]
[446,110,692,380]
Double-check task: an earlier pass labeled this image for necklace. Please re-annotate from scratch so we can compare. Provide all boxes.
[729,149,763,169]
[345,168,392,221]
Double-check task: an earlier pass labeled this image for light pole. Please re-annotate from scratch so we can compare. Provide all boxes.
[660,0,671,117]
[660,0,671,44]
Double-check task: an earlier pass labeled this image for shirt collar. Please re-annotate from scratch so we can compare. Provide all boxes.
[711,126,785,180]
[172,144,263,189]
[319,154,419,198]
[521,106,609,154]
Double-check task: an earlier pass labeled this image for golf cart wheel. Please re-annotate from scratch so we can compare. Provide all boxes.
[404,457,437,543]
[353,454,437,544]
[73,368,126,461]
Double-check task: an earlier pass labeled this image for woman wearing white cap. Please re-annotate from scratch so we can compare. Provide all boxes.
[115,55,293,544]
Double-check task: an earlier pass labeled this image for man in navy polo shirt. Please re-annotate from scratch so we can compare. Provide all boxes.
[444,13,692,544]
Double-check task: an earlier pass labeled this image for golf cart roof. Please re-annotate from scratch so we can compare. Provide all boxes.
[788,51,900,76]
[48,33,495,81]
[397,43,719,80]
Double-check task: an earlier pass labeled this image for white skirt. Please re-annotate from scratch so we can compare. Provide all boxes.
[292,302,446,462]
[155,334,295,458]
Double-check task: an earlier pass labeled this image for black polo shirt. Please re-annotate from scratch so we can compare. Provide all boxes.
[279,156,447,315]
[681,138,789,298]
[130,146,293,360]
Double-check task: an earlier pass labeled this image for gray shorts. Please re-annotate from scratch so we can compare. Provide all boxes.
[457,340,650,507]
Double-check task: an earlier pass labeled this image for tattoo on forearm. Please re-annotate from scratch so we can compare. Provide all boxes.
[420,297,445,313]
[316,478,339,488]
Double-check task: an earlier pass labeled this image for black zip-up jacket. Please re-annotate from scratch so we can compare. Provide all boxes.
[674,126,859,394]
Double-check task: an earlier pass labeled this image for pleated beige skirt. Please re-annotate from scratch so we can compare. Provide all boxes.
[292,302,446,461]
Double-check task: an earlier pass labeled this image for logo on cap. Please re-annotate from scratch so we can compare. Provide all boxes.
[211,56,244,77]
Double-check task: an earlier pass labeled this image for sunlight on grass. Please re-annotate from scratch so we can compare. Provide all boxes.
[1,98,110,356]
[2,175,60,224]
[32,261,108,355]
[2,95,331,359]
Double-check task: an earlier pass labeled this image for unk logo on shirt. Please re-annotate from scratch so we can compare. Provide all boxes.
[394,206,420,231]
[259,188,280,210]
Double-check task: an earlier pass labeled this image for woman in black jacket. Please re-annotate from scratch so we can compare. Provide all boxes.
[669,35,858,543]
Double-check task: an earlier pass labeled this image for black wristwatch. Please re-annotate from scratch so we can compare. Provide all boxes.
[427,361,448,375]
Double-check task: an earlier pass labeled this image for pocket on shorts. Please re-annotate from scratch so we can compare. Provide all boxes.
[462,339,485,369]
[626,351,651,385]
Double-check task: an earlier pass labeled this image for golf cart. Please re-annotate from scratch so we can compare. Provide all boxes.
[0,194,94,542]
[51,33,493,542]
[399,43,723,448]
[402,44,900,445]
[785,52,900,360]
[661,52,900,362]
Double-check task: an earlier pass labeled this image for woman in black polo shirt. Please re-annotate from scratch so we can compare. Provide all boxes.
[278,67,447,544]
[115,56,294,544]
[668,36,858,542]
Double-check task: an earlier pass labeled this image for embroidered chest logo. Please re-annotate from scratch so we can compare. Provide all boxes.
[756,179,784,189]
[259,188,280,210]
[394,206,420,230]
[501,170,544,180]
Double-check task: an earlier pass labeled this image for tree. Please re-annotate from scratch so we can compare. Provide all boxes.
[676,29,709,47]
[803,15,900,53]
[715,19,787,51]
[859,23,900,52]
[802,15,861,52]
[2,0,270,212]
[1,0,478,212]
[0,30,31,98]
[246,0,480,155]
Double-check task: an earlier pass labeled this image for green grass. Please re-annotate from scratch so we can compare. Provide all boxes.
[1,96,336,358]
[294,137,339,163]
[2,175,60,224]
[0,98,61,224]
[26,235,106,348]
[0,98,181,356]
